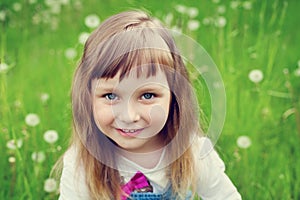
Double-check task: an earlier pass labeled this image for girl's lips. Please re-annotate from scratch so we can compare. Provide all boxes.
[116,128,144,137]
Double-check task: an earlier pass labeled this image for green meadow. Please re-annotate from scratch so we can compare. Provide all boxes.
[1,0,299,199]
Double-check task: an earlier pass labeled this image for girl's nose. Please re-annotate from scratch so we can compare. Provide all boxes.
[115,101,140,124]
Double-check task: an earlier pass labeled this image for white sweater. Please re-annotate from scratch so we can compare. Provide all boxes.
[58,137,242,200]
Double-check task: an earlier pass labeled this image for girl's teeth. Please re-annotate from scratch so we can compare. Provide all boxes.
[122,129,136,133]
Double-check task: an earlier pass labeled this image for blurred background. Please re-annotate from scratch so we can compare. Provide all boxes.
[0,0,299,199]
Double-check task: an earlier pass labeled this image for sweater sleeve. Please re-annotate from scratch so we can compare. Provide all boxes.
[196,138,242,200]
[58,147,91,200]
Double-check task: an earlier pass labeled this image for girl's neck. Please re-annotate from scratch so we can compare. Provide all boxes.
[119,147,165,169]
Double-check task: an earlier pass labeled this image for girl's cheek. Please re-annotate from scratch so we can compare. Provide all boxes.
[94,103,114,124]
[148,104,169,123]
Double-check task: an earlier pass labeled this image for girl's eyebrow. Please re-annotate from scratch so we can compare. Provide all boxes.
[94,84,116,93]
[136,84,170,92]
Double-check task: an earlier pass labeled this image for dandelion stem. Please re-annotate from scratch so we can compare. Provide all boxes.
[284,74,300,137]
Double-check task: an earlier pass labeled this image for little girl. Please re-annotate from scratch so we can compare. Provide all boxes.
[58,10,242,200]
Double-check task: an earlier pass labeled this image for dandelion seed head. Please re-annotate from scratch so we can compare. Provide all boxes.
[282,68,289,75]
[29,0,37,4]
[233,150,241,161]
[0,63,9,73]
[212,0,220,4]
[230,1,240,9]
[164,13,173,26]
[237,135,252,149]
[32,13,41,25]
[217,5,226,14]
[25,113,40,127]
[13,3,22,12]
[294,68,300,77]
[248,69,263,83]
[202,17,212,26]
[187,20,200,31]
[60,0,70,5]
[243,1,252,10]
[65,48,77,60]
[261,107,270,117]
[187,7,199,18]
[78,32,90,45]
[84,14,100,29]
[31,151,46,163]
[8,156,16,163]
[57,145,62,151]
[40,93,50,103]
[44,178,57,193]
[49,3,61,14]
[14,100,22,108]
[0,10,6,22]
[6,139,23,150]
[44,130,59,144]
[175,4,187,14]
[215,16,227,28]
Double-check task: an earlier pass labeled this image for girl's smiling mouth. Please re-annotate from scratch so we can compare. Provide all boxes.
[116,128,144,137]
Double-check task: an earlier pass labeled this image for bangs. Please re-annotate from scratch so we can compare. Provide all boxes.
[91,27,174,80]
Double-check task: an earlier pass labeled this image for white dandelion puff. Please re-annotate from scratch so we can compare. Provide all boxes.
[49,3,61,14]
[31,151,46,163]
[44,130,59,144]
[14,100,22,108]
[0,63,9,73]
[294,68,300,77]
[187,20,200,31]
[202,17,212,26]
[8,156,16,163]
[187,7,199,18]
[237,135,252,149]
[217,5,226,14]
[175,4,187,14]
[6,139,23,150]
[248,69,264,83]
[40,93,50,103]
[282,68,289,75]
[25,113,40,127]
[78,32,90,45]
[164,13,173,26]
[215,16,227,28]
[230,1,240,9]
[29,0,37,4]
[13,3,22,12]
[64,48,77,60]
[44,178,58,193]
[60,0,70,5]
[243,1,252,10]
[85,14,100,29]
[212,0,220,4]
[0,10,6,22]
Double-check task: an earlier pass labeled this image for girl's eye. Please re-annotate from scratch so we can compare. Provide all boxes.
[141,93,155,100]
[104,93,118,101]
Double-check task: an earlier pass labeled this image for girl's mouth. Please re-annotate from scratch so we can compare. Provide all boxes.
[116,128,143,137]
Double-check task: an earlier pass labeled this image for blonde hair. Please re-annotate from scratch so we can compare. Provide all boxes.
[67,10,201,199]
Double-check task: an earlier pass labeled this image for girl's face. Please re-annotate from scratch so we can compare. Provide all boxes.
[92,68,171,153]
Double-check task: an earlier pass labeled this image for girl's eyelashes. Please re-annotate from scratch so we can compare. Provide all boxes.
[103,93,118,101]
[99,92,157,101]
[141,93,155,100]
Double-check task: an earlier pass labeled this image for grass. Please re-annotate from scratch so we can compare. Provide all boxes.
[1,0,300,199]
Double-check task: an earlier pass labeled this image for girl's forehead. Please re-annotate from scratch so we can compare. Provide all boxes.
[94,67,169,90]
